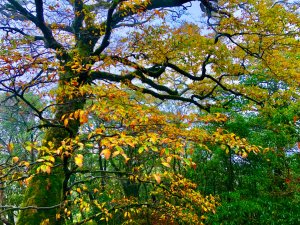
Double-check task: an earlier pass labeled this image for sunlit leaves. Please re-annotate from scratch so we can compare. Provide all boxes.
[119,0,150,15]
[1,0,299,224]
[161,162,171,168]
[148,173,219,224]
[35,155,55,174]
[12,156,19,163]
[7,142,14,152]
[74,154,84,167]
[36,164,52,174]
[153,173,161,184]
[101,149,111,160]
[216,0,300,87]
[213,128,262,156]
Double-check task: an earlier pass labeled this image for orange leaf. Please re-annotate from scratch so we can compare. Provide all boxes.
[12,156,19,163]
[46,166,51,174]
[294,116,298,123]
[101,149,111,160]
[95,128,103,134]
[153,174,161,184]
[64,118,68,127]
[78,110,88,124]
[79,113,88,124]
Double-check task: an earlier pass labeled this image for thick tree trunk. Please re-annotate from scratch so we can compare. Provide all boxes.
[17,70,86,225]
[17,172,64,225]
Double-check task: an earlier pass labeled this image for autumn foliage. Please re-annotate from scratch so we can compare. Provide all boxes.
[0,0,299,224]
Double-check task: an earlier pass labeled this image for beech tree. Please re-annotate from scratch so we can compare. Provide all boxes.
[0,0,299,224]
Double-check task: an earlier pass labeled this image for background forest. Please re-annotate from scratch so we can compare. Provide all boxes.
[0,0,299,224]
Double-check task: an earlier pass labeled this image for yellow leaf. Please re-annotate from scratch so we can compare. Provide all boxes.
[112,151,120,157]
[39,165,50,174]
[241,152,248,158]
[46,166,51,174]
[23,161,30,167]
[101,149,111,160]
[74,110,79,119]
[122,153,130,163]
[7,143,14,152]
[91,104,97,111]
[44,155,55,163]
[40,219,50,225]
[12,156,19,163]
[124,211,130,218]
[161,162,171,168]
[64,118,68,127]
[153,174,161,184]
[166,156,172,163]
[75,154,84,167]
[78,142,84,150]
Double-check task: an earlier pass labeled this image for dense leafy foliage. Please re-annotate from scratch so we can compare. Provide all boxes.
[0,0,299,224]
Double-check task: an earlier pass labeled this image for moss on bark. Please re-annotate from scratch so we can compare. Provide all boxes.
[17,68,87,225]
[17,173,63,225]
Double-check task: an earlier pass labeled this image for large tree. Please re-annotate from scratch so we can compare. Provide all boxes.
[0,0,299,224]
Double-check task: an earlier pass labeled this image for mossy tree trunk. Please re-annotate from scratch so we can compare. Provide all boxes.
[17,66,87,225]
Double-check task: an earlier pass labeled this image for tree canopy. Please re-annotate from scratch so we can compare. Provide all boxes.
[0,0,299,224]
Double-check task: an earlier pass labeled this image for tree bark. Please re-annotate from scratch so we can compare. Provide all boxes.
[17,69,86,225]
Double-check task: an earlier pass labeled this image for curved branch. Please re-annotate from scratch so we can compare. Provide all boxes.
[89,70,135,82]
[7,0,64,50]
[107,55,165,78]
[93,0,197,55]
[166,62,205,81]
[93,0,123,55]
[206,74,263,105]
[128,81,208,110]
